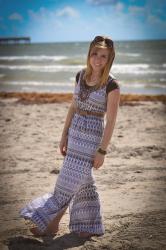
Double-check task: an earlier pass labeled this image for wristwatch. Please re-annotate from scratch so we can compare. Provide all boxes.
[97,147,107,155]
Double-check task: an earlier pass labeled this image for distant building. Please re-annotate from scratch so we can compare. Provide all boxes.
[0,37,31,44]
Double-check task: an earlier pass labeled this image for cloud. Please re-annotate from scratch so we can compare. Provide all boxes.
[128,1,166,26]
[87,0,118,5]
[147,14,166,27]
[147,15,160,24]
[23,0,166,42]
[26,6,81,42]
[28,6,79,22]
[129,6,145,14]
[28,7,51,21]
[55,6,79,18]
[28,7,64,30]
[115,2,124,11]
[8,12,23,21]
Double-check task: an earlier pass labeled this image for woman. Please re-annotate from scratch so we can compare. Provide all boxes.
[20,35,120,238]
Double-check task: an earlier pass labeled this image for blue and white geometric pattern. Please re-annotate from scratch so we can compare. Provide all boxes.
[19,69,114,235]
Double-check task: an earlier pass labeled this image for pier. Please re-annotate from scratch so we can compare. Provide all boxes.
[0,37,31,44]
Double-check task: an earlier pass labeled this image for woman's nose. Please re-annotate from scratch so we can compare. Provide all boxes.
[95,55,101,63]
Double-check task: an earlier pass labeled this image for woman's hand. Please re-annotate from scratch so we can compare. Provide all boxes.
[93,151,105,170]
[59,135,68,156]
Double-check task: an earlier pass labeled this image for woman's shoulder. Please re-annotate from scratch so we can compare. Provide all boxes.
[75,68,86,84]
[106,74,120,94]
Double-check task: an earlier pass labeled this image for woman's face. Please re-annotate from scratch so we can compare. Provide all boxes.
[89,47,109,73]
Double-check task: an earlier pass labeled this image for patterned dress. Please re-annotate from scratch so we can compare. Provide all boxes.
[20,69,119,235]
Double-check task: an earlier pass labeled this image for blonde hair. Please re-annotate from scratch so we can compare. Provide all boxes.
[83,35,115,87]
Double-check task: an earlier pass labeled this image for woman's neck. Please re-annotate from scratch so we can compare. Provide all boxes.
[85,72,101,87]
[90,71,101,81]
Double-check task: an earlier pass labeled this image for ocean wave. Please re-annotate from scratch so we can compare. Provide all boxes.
[160,78,166,82]
[2,79,165,89]
[0,63,166,75]
[0,55,68,62]
[20,86,73,93]
[112,64,166,75]
[117,52,141,57]
[0,64,84,72]
[1,80,74,87]
[120,81,166,89]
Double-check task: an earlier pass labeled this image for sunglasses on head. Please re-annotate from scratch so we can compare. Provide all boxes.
[92,36,114,48]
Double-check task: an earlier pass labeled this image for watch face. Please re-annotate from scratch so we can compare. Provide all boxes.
[98,148,107,155]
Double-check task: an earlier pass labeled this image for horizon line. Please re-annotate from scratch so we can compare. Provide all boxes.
[0,37,165,45]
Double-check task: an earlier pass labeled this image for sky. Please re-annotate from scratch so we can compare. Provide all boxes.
[0,0,165,42]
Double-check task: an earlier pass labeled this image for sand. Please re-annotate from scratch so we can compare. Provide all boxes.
[0,94,166,250]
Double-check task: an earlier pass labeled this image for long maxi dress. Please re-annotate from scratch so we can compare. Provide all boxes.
[20,69,119,235]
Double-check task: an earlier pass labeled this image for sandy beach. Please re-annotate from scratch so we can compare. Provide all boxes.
[0,93,166,250]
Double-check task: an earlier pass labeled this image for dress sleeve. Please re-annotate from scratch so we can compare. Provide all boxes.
[106,78,120,94]
[75,71,81,84]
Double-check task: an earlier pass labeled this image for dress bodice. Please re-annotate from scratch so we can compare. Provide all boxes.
[74,70,110,114]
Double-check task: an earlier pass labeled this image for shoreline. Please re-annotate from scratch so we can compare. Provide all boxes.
[0,91,166,104]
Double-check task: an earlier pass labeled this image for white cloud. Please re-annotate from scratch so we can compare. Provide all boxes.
[128,3,166,27]
[28,8,63,30]
[87,0,118,5]
[28,7,64,29]
[147,15,159,24]
[28,7,50,21]
[28,6,79,22]
[147,14,166,27]
[24,1,165,42]
[128,6,145,14]
[8,12,23,21]
[115,2,124,11]
[55,6,79,18]
[26,6,81,42]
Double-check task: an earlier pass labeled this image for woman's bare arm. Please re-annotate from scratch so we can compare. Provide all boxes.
[93,88,120,169]
[59,81,77,156]
[100,89,120,150]
[61,97,76,138]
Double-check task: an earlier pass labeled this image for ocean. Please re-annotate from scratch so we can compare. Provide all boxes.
[0,40,166,95]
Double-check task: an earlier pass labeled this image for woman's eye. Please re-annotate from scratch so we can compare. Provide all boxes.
[91,52,97,56]
[102,55,107,58]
